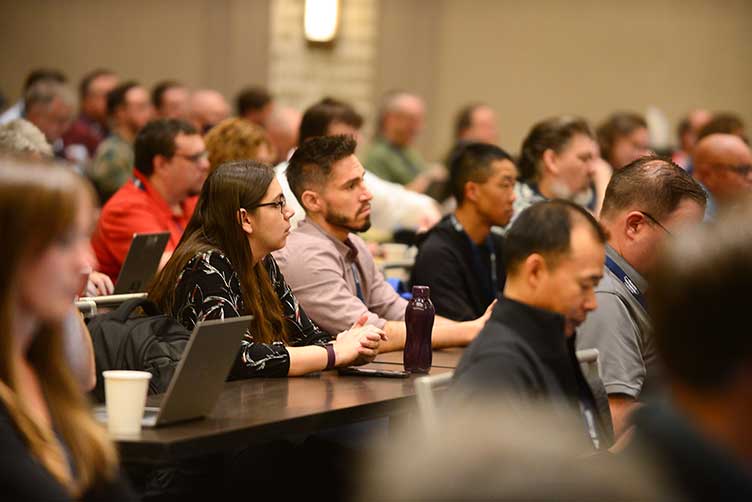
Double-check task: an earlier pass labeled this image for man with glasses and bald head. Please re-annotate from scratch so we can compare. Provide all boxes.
[693,133,752,220]
[576,156,706,440]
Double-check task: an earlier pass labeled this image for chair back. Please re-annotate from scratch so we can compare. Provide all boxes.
[414,371,454,432]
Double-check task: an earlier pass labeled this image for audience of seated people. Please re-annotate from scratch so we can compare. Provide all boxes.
[364,91,447,196]
[91,119,209,281]
[274,135,491,352]
[148,160,385,377]
[513,116,600,221]
[90,81,152,202]
[692,133,752,220]
[274,97,441,235]
[447,199,610,450]
[62,69,119,163]
[4,62,752,500]
[411,142,516,321]
[576,157,706,437]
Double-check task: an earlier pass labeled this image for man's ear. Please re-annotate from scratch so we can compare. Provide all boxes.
[464,181,480,204]
[525,253,547,289]
[542,148,558,175]
[237,208,253,234]
[152,154,169,176]
[300,189,322,214]
[624,211,647,241]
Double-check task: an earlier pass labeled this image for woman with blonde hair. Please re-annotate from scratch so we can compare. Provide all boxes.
[204,117,276,170]
[0,157,133,500]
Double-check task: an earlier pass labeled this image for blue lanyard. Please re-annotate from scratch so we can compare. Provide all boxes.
[450,215,498,301]
[604,255,647,310]
[351,263,366,304]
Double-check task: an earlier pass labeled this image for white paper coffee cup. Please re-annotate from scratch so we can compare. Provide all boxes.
[102,370,151,435]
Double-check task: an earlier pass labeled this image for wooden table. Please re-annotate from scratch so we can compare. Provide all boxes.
[113,363,452,463]
[374,347,464,369]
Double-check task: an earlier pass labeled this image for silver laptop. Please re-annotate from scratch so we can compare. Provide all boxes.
[96,315,251,427]
[113,232,170,294]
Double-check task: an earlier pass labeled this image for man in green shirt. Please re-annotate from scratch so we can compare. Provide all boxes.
[90,81,152,203]
[365,91,446,195]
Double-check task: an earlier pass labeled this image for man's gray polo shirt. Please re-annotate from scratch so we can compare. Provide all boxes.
[576,245,659,399]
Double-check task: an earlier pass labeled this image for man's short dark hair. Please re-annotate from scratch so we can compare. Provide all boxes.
[22,68,67,92]
[504,200,607,274]
[236,86,273,116]
[151,80,183,109]
[454,103,483,139]
[518,116,593,182]
[697,113,747,143]
[596,112,647,165]
[298,97,363,145]
[600,156,706,221]
[450,142,513,204]
[78,69,115,100]
[650,202,752,391]
[134,119,198,176]
[286,134,357,208]
[106,81,140,117]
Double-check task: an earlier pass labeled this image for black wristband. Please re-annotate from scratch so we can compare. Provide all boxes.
[325,343,336,370]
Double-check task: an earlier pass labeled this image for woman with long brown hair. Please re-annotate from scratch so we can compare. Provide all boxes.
[149,160,385,377]
[0,157,133,500]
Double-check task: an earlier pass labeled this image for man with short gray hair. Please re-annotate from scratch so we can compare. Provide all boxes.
[364,91,446,195]
[22,79,76,156]
[576,156,706,438]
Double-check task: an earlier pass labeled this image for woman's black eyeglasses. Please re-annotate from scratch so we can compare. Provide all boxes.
[252,196,287,214]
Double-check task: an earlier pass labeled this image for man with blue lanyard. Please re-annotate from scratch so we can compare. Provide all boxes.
[577,157,706,439]
[411,143,516,321]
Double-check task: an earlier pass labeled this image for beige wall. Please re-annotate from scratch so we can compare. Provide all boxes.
[269,0,378,141]
[376,0,752,159]
[0,0,269,108]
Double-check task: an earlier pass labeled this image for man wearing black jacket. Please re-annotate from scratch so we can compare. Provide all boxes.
[448,199,609,450]
[411,143,516,321]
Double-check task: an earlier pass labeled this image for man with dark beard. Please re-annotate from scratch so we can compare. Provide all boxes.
[275,135,490,351]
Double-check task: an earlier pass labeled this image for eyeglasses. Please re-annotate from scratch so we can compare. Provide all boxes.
[638,210,671,236]
[252,196,287,214]
[173,151,209,163]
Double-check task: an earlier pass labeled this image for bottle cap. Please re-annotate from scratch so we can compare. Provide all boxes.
[411,285,430,298]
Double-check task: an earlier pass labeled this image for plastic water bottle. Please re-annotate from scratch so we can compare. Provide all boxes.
[404,285,434,373]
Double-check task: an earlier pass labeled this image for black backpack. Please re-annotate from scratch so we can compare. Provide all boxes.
[87,297,191,402]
